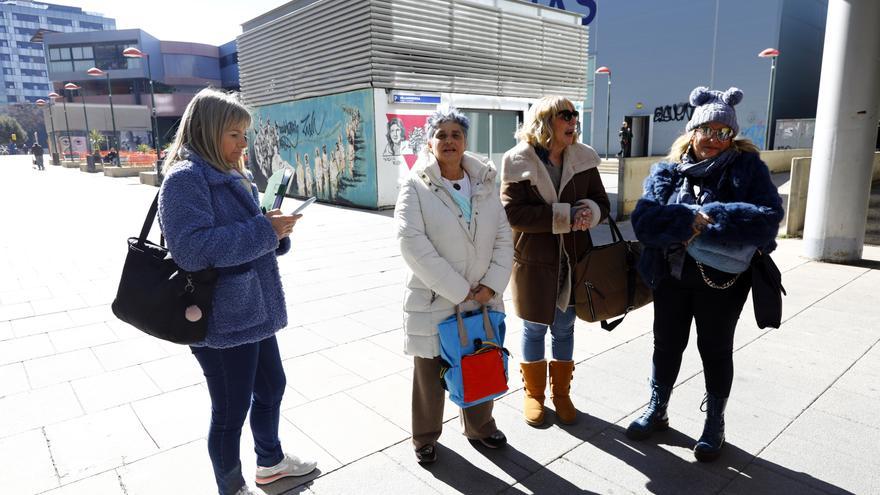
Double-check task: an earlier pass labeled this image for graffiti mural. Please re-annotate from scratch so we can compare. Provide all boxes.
[382,113,430,170]
[249,89,377,208]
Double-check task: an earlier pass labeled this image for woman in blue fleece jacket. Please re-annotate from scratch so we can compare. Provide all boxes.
[158,88,315,495]
[626,87,784,463]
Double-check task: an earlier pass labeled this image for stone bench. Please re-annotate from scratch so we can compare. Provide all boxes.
[104,165,154,178]
[140,171,160,187]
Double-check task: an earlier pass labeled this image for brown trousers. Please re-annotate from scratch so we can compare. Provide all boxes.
[411,356,496,449]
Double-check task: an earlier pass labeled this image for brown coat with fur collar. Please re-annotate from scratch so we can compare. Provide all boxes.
[500,142,610,325]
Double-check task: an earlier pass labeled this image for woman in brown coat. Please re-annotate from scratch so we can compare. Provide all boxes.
[500,96,610,426]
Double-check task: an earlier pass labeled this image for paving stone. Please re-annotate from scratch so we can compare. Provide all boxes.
[503,457,634,494]
[810,386,880,430]
[48,322,118,353]
[0,362,29,398]
[276,326,335,359]
[0,383,82,438]
[131,385,210,450]
[137,353,204,393]
[11,312,76,337]
[0,320,11,341]
[310,452,436,495]
[0,333,55,366]
[0,286,52,306]
[722,461,838,495]
[0,428,58,495]
[284,394,408,465]
[24,348,105,389]
[345,373,414,432]
[0,301,35,320]
[320,338,411,381]
[283,352,366,400]
[366,329,406,355]
[118,440,216,495]
[346,306,404,332]
[46,405,158,485]
[91,336,168,370]
[30,294,89,315]
[64,304,114,327]
[304,316,386,345]
[71,366,161,413]
[42,471,125,495]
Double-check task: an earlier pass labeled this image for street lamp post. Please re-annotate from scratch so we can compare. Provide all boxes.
[35,98,60,165]
[64,82,91,153]
[50,91,74,162]
[87,67,119,166]
[123,47,162,177]
[758,48,780,150]
[595,66,612,159]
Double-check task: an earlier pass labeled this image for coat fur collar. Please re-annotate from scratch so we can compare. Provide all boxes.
[501,141,600,204]
[414,151,497,197]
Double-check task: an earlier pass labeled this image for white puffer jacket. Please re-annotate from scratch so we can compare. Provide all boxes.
[395,152,514,358]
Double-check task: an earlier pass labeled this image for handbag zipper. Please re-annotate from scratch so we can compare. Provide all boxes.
[584,281,597,321]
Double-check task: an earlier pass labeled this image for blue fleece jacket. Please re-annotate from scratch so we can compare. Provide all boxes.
[158,152,291,348]
[631,151,783,288]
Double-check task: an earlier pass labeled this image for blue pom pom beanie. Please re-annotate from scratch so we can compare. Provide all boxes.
[686,86,743,135]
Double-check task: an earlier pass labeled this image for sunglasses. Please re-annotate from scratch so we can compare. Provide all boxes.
[695,125,734,142]
[557,109,580,122]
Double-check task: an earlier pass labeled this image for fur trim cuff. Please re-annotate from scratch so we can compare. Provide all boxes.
[552,202,572,234]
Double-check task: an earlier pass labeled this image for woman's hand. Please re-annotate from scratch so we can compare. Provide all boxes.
[572,207,593,231]
[466,284,496,305]
[686,211,714,244]
[265,209,301,240]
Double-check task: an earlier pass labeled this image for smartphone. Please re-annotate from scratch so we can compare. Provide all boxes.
[291,196,316,216]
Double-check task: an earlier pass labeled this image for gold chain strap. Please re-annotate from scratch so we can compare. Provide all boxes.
[695,262,739,289]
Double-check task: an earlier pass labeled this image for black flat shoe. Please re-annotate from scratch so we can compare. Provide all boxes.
[473,430,507,449]
[415,444,437,464]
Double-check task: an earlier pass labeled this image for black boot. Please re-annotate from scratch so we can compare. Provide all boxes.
[626,379,673,440]
[694,393,727,462]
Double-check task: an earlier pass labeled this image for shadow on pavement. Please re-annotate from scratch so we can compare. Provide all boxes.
[550,411,853,495]
[263,468,320,495]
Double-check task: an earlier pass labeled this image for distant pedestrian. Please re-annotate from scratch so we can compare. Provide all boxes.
[395,106,513,465]
[618,121,632,157]
[31,141,44,170]
[158,88,315,495]
[500,96,610,427]
[627,87,784,462]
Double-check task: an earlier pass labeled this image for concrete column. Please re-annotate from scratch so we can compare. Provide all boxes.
[803,0,880,261]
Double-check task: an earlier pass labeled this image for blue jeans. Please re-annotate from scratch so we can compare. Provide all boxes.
[522,306,576,362]
[191,335,286,495]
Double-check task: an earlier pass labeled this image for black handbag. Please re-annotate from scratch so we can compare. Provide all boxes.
[111,193,218,344]
[751,251,786,329]
[572,218,653,331]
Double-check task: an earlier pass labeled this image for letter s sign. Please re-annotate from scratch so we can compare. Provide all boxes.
[576,0,597,25]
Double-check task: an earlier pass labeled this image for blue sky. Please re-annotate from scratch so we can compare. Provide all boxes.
[72,0,288,45]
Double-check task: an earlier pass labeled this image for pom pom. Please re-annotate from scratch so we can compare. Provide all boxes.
[185,305,203,322]
[722,87,743,106]
[689,86,713,106]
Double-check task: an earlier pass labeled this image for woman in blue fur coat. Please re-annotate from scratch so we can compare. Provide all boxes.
[626,87,784,462]
[158,89,315,495]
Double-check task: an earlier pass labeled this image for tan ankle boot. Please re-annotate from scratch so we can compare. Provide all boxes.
[520,360,547,426]
[549,360,577,425]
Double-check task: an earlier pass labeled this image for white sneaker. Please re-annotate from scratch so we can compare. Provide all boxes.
[255,453,317,485]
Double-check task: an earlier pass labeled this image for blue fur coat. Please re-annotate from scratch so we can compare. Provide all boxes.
[631,151,783,288]
[158,152,291,348]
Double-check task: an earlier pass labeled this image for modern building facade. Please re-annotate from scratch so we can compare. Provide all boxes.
[586,0,828,156]
[41,28,238,155]
[0,0,115,105]
[239,0,588,209]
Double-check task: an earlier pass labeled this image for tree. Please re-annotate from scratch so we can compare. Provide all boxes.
[0,115,26,145]
[90,129,106,151]
[1,104,46,146]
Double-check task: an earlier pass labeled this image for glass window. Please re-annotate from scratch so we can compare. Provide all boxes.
[47,17,73,27]
[462,109,521,166]
[73,60,94,72]
[13,13,40,23]
[5,82,15,89]
[2,67,14,75]
[79,21,103,30]
[0,40,8,48]
[72,46,83,59]
[21,69,47,77]
[50,48,62,60]
[0,26,6,33]
[15,27,39,36]
[25,96,42,103]
[49,60,73,73]
[82,46,93,58]
[7,95,18,103]
[17,41,44,50]
[0,54,9,61]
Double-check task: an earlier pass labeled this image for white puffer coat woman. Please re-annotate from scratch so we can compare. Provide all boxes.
[395,152,514,358]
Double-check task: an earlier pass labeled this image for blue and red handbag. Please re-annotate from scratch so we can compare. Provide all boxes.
[438,305,509,408]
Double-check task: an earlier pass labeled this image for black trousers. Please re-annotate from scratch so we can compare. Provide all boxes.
[651,256,751,398]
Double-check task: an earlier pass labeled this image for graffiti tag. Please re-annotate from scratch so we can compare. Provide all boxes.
[653,103,694,123]
[274,110,326,147]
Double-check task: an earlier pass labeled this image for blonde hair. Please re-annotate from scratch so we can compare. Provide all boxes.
[665,130,760,162]
[515,96,578,149]
[162,88,252,173]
